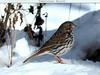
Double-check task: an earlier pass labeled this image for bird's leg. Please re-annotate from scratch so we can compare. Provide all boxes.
[54,56,64,64]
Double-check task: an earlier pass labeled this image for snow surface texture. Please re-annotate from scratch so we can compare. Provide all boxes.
[0,4,100,75]
[0,61,100,75]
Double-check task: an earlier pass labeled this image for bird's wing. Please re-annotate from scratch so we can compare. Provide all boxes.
[41,30,67,48]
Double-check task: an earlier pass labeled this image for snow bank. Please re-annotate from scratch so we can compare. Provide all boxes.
[62,10,100,60]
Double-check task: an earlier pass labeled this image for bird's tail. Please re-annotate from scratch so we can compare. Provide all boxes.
[23,51,40,63]
[23,43,66,63]
[23,46,50,63]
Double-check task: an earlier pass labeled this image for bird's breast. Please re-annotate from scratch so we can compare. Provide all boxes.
[50,33,74,56]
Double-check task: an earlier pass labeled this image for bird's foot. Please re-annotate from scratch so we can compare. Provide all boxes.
[55,56,65,64]
[57,60,65,64]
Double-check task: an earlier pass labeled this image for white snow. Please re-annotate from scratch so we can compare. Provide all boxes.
[14,38,31,57]
[0,60,100,75]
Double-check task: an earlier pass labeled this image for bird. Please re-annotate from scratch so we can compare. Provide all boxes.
[23,21,76,64]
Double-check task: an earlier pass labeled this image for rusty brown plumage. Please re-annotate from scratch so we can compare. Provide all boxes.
[23,21,76,63]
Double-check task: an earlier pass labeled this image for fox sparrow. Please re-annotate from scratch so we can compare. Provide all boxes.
[23,21,76,63]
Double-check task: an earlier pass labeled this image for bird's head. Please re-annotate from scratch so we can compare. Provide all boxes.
[62,21,76,32]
